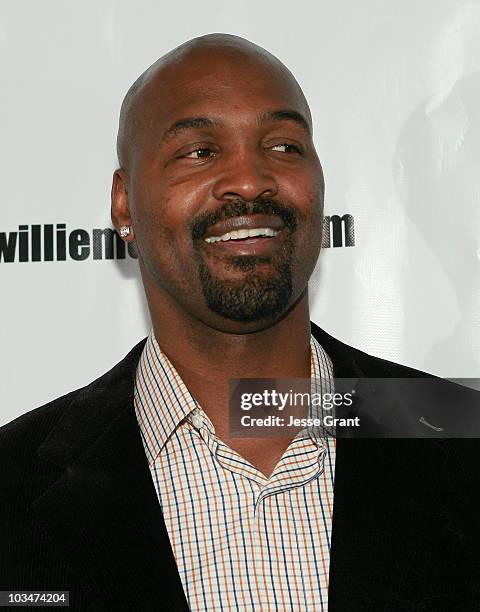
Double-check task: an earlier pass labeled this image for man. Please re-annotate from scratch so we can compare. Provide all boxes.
[1,34,479,611]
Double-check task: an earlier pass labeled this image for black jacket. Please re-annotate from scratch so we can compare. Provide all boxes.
[1,323,480,611]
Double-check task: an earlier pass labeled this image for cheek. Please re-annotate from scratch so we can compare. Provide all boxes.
[129,195,174,273]
[132,188,203,282]
[291,189,323,273]
[305,192,323,250]
[283,164,323,214]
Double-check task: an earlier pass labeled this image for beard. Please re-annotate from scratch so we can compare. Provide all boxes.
[190,198,299,322]
[196,246,294,322]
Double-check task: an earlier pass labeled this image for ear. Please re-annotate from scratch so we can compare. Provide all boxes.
[111,169,135,241]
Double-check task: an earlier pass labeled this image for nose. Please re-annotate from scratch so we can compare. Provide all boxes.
[211,151,278,202]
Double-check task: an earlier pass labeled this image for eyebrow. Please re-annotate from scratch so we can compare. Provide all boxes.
[160,109,311,144]
[161,117,225,143]
[259,110,311,135]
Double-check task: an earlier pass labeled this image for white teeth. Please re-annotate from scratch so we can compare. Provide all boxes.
[204,227,280,243]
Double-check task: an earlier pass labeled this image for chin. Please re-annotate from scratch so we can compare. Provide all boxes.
[203,288,307,335]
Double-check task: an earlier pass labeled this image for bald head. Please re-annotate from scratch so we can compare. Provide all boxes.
[116,33,312,171]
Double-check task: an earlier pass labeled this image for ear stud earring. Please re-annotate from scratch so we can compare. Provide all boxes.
[119,226,131,238]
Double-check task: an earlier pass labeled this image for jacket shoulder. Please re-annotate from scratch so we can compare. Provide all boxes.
[0,389,81,461]
[311,321,433,378]
[0,337,148,463]
[341,339,431,378]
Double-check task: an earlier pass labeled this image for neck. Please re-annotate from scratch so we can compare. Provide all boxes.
[148,289,312,382]
[142,274,313,469]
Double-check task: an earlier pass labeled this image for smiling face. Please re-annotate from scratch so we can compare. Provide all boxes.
[112,36,325,333]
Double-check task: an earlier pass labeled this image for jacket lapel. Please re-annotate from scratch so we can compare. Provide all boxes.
[32,339,189,611]
[310,323,451,608]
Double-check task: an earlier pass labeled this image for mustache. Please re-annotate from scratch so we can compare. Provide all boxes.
[189,199,299,241]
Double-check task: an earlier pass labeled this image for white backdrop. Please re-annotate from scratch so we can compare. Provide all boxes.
[1,0,479,426]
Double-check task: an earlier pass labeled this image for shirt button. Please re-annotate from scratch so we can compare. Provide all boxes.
[191,412,203,430]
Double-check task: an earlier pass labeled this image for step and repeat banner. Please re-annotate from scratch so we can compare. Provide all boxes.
[1,1,479,425]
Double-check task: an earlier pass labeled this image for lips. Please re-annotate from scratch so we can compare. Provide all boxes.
[203,214,285,241]
[201,215,287,257]
[204,227,280,243]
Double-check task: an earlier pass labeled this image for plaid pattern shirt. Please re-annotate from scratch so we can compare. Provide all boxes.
[134,329,336,611]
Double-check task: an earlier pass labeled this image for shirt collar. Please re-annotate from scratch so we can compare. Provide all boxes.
[134,328,334,465]
[134,330,199,464]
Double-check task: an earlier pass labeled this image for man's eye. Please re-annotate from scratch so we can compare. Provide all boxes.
[270,143,303,154]
[184,148,216,159]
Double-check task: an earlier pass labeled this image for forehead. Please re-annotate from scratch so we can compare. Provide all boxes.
[140,50,310,134]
